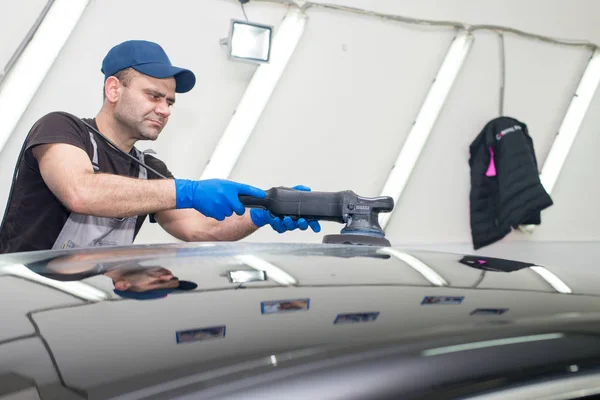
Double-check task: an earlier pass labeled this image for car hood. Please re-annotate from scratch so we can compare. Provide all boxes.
[1,242,600,399]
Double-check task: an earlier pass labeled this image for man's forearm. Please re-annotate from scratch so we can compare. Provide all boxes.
[72,172,176,217]
[197,212,259,242]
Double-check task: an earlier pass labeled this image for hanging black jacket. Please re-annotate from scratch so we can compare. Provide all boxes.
[469,117,553,249]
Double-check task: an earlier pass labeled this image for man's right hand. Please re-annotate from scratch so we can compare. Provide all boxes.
[174,179,266,221]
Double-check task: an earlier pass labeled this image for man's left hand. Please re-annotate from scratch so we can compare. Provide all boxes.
[250,185,321,233]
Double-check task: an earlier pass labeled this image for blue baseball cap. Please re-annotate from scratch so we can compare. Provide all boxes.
[101,40,196,93]
[114,280,198,300]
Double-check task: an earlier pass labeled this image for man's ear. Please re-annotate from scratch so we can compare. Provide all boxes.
[104,76,121,103]
[113,279,131,291]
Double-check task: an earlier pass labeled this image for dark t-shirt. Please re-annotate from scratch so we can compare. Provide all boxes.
[0,111,173,253]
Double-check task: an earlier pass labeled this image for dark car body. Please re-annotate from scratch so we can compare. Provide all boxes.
[1,242,600,399]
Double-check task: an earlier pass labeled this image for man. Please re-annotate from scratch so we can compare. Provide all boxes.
[0,40,320,253]
[24,247,199,300]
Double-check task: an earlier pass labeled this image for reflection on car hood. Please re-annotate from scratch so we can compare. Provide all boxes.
[1,242,600,399]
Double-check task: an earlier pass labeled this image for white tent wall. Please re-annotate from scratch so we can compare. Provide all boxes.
[0,0,599,249]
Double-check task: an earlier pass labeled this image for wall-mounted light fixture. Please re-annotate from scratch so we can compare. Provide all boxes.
[220,19,273,64]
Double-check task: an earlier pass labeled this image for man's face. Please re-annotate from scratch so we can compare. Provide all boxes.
[114,266,180,292]
[113,72,176,141]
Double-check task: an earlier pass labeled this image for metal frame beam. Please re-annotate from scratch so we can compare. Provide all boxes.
[539,48,600,196]
[0,0,89,155]
[378,30,474,229]
[520,48,600,233]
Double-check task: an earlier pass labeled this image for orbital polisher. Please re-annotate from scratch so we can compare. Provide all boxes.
[240,187,394,246]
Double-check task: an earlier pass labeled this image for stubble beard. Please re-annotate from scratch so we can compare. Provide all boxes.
[114,105,161,142]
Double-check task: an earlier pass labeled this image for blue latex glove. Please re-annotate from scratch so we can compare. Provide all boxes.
[175,178,266,221]
[250,185,321,233]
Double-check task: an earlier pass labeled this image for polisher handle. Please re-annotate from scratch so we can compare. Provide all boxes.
[239,187,346,223]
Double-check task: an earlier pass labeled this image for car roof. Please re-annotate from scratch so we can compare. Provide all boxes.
[2,242,600,399]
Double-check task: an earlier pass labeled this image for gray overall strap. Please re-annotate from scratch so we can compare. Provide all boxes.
[134,148,148,179]
[51,133,148,250]
[88,131,100,171]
